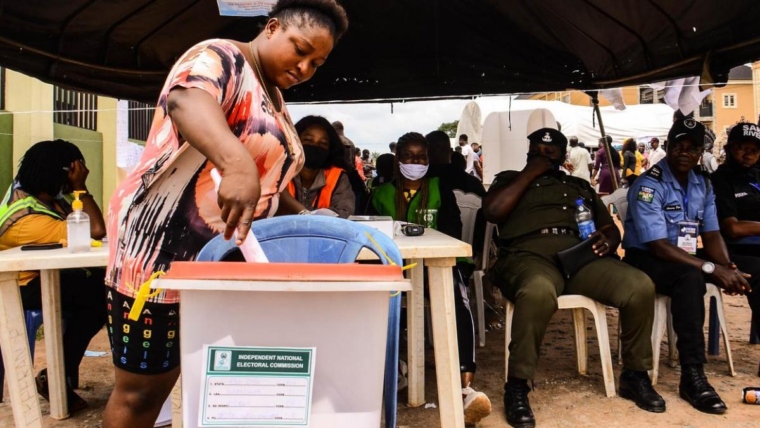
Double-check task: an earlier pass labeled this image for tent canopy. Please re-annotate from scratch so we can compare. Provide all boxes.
[1,0,759,103]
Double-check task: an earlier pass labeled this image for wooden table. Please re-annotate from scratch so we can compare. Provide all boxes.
[0,247,108,426]
[359,228,472,428]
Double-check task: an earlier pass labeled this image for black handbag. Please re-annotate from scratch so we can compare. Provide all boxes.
[556,238,598,278]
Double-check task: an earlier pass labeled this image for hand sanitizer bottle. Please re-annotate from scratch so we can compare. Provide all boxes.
[67,191,90,253]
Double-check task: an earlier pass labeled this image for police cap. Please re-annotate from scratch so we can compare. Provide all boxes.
[527,128,567,147]
[667,118,705,146]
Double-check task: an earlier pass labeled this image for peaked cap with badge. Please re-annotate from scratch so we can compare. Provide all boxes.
[668,118,706,146]
[527,128,567,147]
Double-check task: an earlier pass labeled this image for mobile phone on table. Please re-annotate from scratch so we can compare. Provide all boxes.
[20,243,63,251]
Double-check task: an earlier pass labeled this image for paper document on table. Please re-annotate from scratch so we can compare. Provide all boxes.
[199,346,316,427]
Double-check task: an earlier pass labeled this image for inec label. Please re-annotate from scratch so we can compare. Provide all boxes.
[200,346,316,427]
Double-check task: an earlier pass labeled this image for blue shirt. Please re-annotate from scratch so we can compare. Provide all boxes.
[623,160,719,251]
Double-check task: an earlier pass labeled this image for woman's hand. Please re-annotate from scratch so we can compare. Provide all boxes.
[218,161,261,245]
[68,160,89,191]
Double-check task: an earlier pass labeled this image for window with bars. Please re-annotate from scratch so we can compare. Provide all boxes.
[128,101,154,142]
[0,67,5,110]
[722,93,737,108]
[53,86,98,130]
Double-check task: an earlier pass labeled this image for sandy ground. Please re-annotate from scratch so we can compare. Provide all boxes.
[1,291,758,427]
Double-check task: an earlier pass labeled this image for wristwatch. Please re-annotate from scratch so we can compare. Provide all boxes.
[701,261,715,275]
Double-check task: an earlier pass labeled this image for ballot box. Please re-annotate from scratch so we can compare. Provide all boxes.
[156,262,410,428]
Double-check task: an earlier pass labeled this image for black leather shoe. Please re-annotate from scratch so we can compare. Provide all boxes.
[618,369,666,413]
[679,364,727,414]
[503,377,535,428]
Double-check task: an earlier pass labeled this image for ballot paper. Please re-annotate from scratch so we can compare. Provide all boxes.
[199,346,316,427]
[210,168,269,262]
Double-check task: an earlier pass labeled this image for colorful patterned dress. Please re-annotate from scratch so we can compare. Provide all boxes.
[106,39,304,304]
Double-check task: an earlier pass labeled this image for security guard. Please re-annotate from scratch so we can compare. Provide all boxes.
[623,118,750,414]
[710,122,760,372]
[484,128,662,428]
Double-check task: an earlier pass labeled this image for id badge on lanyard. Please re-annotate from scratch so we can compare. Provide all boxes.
[676,191,698,255]
[677,221,699,255]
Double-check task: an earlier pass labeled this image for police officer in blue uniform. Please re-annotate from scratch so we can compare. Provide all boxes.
[623,118,751,414]
[485,128,663,428]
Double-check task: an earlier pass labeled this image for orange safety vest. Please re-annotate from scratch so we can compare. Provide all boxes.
[287,167,344,210]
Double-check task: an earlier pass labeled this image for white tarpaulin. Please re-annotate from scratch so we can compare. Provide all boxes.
[464,100,675,184]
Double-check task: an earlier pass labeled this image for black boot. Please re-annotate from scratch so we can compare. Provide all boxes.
[503,377,535,428]
[618,369,666,413]
[679,364,727,414]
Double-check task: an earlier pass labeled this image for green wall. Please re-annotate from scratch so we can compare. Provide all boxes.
[0,113,12,196]
[54,124,104,207]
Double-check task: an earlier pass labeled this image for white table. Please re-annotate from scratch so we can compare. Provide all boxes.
[359,228,472,428]
[0,247,108,426]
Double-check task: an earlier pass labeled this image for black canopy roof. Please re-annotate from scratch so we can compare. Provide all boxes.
[1,0,759,103]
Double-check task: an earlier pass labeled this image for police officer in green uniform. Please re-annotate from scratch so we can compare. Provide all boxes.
[483,128,663,428]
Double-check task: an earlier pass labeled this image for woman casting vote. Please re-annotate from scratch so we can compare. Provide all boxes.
[103,1,349,426]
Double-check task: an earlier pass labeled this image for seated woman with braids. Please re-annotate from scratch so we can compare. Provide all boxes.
[367,132,492,425]
[282,115,355,218]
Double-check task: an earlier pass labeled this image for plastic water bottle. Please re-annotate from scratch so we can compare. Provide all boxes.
[67,191,90,253]
[575,198,596,240]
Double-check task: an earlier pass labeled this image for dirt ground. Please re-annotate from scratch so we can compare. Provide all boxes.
[1,291,758,427]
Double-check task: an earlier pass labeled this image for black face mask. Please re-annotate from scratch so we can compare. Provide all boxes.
[303,145,330,169]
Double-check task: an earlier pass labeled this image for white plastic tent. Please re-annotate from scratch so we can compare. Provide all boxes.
[458,99,675,184]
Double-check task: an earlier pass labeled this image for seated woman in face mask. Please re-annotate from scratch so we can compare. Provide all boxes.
[285,116,355,218]
[367,132,492,425]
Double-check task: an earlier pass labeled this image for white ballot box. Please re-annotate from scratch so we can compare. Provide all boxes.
[156,262,410,428]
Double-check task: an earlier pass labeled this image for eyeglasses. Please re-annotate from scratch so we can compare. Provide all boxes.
[669,143,702,156]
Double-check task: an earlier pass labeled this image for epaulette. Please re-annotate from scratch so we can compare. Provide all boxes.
[644,164,663,181]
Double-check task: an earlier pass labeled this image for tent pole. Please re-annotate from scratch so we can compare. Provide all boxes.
[587,91,619,191]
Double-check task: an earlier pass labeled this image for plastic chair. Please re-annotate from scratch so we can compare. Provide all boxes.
[472,222,497,348]
[600,188,629,223]
[453,189,487,347]
[196,215,404,428]
[648,283,735,384]
[505,295,616,398]
[0,309,43,402]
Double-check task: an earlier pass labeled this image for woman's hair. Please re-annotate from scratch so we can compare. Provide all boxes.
[394,132,429,222]
[294,115,349,170]
[622,138,637,153]
[271,0,349,41]
[16,139,84,197]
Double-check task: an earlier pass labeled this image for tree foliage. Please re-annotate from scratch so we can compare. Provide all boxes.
[438,120,459,138]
